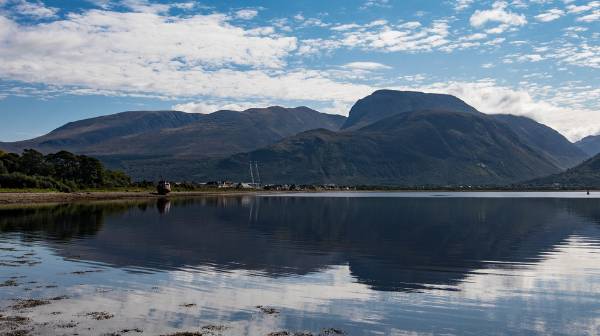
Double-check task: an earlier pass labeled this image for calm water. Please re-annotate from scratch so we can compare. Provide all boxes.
[2,193,600,335]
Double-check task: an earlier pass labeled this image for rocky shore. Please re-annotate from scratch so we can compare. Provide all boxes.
[0,191,258,206]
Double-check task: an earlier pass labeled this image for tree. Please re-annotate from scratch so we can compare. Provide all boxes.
[77,155,104,187]
[0,149,131,191]
[0,152,20,173]
[19,149,51,176]
[45,150,79,181]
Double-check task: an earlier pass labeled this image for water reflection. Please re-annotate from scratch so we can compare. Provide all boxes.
[156,198,171,214]
[3,197,599,290]
[1,194,600,335]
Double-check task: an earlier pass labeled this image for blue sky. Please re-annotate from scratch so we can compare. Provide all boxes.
[0,0,599,141]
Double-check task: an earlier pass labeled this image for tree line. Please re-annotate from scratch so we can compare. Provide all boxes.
[0,149,131,191]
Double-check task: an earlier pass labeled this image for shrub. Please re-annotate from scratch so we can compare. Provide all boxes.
[0,149,131,191]
[0,173,73,192]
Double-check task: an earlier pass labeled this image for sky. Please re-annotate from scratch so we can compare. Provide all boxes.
[0,0,598,141]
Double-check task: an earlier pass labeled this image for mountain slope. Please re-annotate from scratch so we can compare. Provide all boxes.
[1,90,578,184]
[525,154,600,188]
[493,114,588,169]
[575,135,600,157]
[0,110,202,154]
[0,107,346,179]
[203,110,561,185]
[341,90,479,130]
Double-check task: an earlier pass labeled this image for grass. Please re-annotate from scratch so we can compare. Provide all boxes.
[78,186,154,192]
[0,188,58,193]
[0,187,153,193]
[0,186,245,193]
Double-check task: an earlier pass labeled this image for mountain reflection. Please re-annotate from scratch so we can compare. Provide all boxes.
[1,195,599,292]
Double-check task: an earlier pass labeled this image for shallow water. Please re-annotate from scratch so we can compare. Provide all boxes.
[1,193,600,335]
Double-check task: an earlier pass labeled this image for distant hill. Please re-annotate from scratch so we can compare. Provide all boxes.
[0,110,201,154]
[493,114,588,169]
[575,135,600,157]
[203,110,561,186]
[0,107,346,179]
[524,154,600,188]
[341,90,478,130]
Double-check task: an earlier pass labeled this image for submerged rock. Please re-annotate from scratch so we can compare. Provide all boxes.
[319,328,345,335]
[10,299,50,310]
[85,311,114,320]
[256,305,279,315]
[0,279,19,287]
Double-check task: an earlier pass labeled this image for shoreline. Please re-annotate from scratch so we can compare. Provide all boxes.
[0,190,261,206]
[0,189,597,206]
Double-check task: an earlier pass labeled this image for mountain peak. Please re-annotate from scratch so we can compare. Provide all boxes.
[341,90,479,130]
[575,134,600,157]
[241,106,318,114]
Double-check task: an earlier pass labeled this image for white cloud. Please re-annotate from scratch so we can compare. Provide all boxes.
[301,20,452,55]
[320,99,354,116]
[566,1,600,14]
[0,12,382,111]
[552,43,600,68]
[507,41,600,69]
[470,1,527,32]
[342,61,391,70]
[461,33,487,41]
[577,9,600,21]
[399,74,426,82]
[0,10,383,106]
[564,26,588,32]
[397,21,421,29]
[297,38,343,56]
[339,20,451,52]
[0,10,296,71]
[360,0,390,9]
[120,0,170,14]
[519,54,545,62]
[8,0,58,18]
[331,23,362,31]
[235,9,258,20]
[455,0,475,11]
[409,80,600,141]
[535,8,565,22]
[299,17,329,28]
[172,101,262,114]
[171,2,196,10]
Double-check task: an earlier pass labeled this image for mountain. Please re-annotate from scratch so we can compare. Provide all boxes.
[524,154,600,188]
[0,107,346,179]
[341,90,479,130]
[0,110,201,154]
[203,109,561,185]
[493,114,588,169]
[2,90,582,185]
[575,135,600,157]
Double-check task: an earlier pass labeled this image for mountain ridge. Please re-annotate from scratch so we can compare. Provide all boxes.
[525,153,600,188]
[492,114,588,170]
[0,90,590,184]
[202,109,562,185]
[575,135,600,157]
[1,106,346,158]
[342,90,479,130]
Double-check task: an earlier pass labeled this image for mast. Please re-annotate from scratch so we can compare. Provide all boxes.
[249,162,255,185]
[254,161,261,186]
